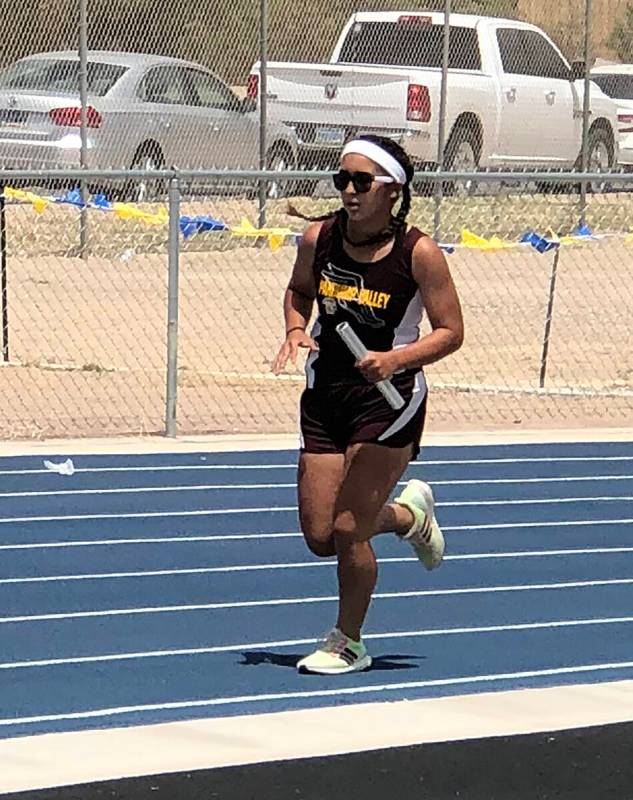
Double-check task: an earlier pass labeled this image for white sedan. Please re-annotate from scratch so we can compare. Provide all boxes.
[0,51,299,197]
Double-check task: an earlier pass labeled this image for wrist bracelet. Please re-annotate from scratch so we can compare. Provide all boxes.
[286,326,306,335]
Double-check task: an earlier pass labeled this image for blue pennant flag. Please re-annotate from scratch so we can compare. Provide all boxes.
[179,215,227,239]
[56,187,85,207]
[573,223,594,237]
[520,230,559,254]
[92,193,112,210]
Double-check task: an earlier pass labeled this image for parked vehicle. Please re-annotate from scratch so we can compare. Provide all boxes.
[249,11,619,184]
[591,64,633,169]
[0,51,298,198]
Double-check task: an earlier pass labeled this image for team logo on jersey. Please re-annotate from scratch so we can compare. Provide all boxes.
[323,297,337,315]
[319,262,389,328]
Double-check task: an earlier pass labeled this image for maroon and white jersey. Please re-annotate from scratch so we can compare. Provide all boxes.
[306,218,426,388]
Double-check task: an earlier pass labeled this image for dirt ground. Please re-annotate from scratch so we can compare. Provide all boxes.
[1,193,632,440]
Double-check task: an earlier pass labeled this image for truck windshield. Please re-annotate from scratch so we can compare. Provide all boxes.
[337,21,481,71]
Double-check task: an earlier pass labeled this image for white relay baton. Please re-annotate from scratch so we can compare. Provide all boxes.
[336,322,405,410]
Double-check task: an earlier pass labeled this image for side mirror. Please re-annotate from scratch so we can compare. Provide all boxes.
[570,60,586,81]
[240,96,257,113]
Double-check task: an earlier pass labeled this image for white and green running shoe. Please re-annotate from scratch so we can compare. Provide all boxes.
[297,628,372,675]
[394,479,445,570]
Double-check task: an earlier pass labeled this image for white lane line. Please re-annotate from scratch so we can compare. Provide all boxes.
[2,547,632,585]
[2,578,632,624]
[0,562,319,583]
[446,547,633,560]
[2,518,632,550]
[1,454,632,476]
[0,533,304,550]
[0,507,296,524]
[448,518,633,531]
[3,474,633,498]
[2,660,633,727]
[0,483,303,497]
[1,496,632,524]
[2,616,632,670]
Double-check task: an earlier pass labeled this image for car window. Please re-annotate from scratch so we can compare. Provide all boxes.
[138,66,195,105]
[497,29,569,80]
[186,69,238,110]
[0,58,126,96]
[521,31,569,80]
[591,73,633,100]
[338,21,481,70]
[497,28,531,75]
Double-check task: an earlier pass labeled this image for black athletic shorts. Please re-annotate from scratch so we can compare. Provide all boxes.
[299,371,427,458]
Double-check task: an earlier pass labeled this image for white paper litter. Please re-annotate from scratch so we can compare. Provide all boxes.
[120,248,136,263]
[43,458,75,476]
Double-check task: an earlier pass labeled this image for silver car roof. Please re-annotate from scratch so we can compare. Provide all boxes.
[14,50,208,71]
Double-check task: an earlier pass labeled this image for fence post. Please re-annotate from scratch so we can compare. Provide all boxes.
[539,246,561,389]
[165,178,181,437]
[433,0,451,243]
[78,0,89,258]
[257,0,269,229]
[579,0,593,227]
[0,183,8,362]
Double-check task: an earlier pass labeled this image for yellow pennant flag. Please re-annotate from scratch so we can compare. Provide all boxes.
[267,234,285,252]
[4,186,49,214]
[113,203,168,226]
[460,229,513,251]
[232,217,294,250]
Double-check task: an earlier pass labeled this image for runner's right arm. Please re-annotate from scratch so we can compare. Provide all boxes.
[272,222,322,374]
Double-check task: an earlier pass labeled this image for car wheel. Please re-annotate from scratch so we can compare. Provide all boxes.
[129,145,165,203]
[266,145,297,199]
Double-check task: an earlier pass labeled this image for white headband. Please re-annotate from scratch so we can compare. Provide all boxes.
[341,139,407,185]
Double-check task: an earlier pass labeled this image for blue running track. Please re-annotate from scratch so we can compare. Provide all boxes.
[0,440,632,740]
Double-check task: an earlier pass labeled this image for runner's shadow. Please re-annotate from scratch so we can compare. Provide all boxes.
[240,651,424,671]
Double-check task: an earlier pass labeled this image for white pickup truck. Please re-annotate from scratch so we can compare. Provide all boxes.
[248,11,619,178]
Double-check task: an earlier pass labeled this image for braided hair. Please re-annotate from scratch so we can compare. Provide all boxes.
[288,134,414,247]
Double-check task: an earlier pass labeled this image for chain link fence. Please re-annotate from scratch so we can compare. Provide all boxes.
[1,169,632,439]
[1,1,631,83]
[0,0,632,183]
[0,0,631,439]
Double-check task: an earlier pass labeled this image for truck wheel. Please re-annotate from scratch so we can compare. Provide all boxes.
[585,126,614,194]
[443,125,480,196]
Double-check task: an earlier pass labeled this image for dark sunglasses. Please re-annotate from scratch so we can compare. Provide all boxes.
[332,169,395,193]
